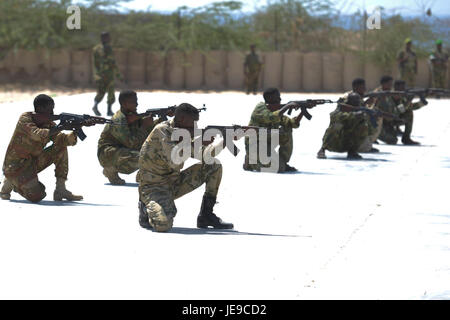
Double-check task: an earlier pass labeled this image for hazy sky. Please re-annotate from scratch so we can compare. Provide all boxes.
[117,0,449,16]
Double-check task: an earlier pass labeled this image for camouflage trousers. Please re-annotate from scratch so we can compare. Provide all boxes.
[245,72,260,94]
[432,69,447,89]
[400,69,416,88]
[139,162,222,232]
[244,128,293,173]
[94,78,116,105]
[358,117,383,152]
[98,146,139,174]
[378,110,414,144]
[322,114,369,153]
[3,140,69,203]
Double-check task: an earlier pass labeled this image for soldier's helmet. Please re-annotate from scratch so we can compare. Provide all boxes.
[347,93,361,107]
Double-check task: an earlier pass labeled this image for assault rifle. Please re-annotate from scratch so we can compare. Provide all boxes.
[138,105,207,121]
[405,88,450,98]
[338,103,404,128]
[47,113,123,141]
[363,91,409,99]
[284,99,335,120]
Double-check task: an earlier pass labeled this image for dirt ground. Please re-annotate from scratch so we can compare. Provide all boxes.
[0,84,94,104]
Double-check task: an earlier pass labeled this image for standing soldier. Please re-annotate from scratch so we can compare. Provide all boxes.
[244,44,263,95]
[1,94,83,202]
[92,32,123,117]
[429,40,449,89]
[243,88,303,173]
[98,91,163,185]
[397,38,418,88]
[138,103,237,232]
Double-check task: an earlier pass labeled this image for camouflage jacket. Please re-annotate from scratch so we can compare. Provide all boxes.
[372,86,396,114]
[139,120,186,185]
[249,102,300,130]
[92,43,121,82]
[394,96,425,113]
[331,91,368,122]
[429,50,449,69]
[98,110,160,152]
[244,53,262,74]
[2,112,77,175]
[397,49,417,73]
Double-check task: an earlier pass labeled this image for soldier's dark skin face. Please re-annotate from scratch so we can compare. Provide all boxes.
[33,103,55,126]
[122,96,138,114]
[175,113,198,131]
[381,80,393,91]
[250,46,256,54]
[353,84,366,96]
[406,42,412,51]
[266,93,282,111]
[437,44,442,52]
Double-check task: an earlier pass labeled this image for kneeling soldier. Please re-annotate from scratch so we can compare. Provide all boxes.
[138,103,234,232]
[97,90,162,185]
[1,94,82,202]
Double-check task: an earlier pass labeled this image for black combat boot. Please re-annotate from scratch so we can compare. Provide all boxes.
[138,201,152,229]
[347,151,362,159]
[92,101,101,116]
[197,195,234,229]
[107,103,114,117]
[317,148,327,159]
[402,137,420,145]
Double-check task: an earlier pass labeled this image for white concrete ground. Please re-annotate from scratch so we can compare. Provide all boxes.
[0,91,448,299]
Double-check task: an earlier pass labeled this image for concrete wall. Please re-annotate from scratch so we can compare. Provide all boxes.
[1,49,446,91]
[185,51,204,90]
[204,51,227,90]
[282,52,302,92]
[302,52,323,92]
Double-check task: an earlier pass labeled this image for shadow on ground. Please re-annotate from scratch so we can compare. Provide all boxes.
[143,226,310,237]
[9,199,117,207]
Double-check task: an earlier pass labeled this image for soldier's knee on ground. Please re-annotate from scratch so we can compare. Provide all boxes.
[21,179,46,203]
[147,201,174,232]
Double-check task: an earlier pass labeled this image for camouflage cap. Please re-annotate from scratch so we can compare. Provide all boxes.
[436,39,443,45]
[404,37,412,44]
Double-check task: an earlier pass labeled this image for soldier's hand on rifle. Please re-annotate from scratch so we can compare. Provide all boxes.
[142,116,154,128]
[280,101,299,115]
[294,113,303,126]
[126,113,141,124]
[83,119,97,127]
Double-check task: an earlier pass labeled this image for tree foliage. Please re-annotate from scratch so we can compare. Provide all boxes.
[0,0,447,68]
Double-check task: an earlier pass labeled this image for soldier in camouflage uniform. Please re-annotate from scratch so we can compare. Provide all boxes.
[98,91,163,185]
[358,75,394,153]
[397,38,418,88]
[243,88,302,173]
[244,45,263,95]
[378,80,428,145]
[317,79,370,160]
[138,103,236,232]
[1,95,83,202]
[429,40,449,89]
[92,32,123,117]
